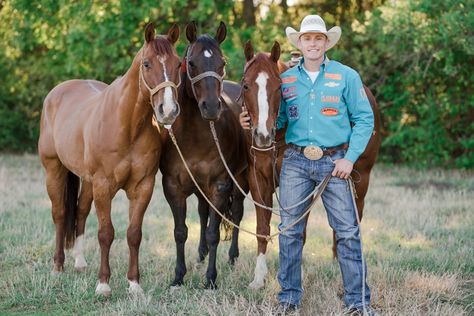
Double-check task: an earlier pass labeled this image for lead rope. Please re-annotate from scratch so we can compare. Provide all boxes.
[348,177,367,314]
[168,126,331,242]
[210,121,320,213]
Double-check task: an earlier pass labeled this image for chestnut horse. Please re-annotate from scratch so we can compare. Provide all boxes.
[240,41,381,289]
[160,22,247,289]
[38,23,181,296]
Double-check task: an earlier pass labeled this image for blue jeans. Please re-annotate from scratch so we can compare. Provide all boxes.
[277,147,370,308]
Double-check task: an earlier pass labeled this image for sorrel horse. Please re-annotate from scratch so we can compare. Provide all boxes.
[38,23,181,296]
[160,21,247,289]
[240,41,381,289]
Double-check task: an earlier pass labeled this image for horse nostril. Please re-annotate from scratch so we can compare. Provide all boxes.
[158,104,164,116]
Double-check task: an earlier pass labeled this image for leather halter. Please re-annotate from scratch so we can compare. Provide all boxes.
[139,48,180,108]
[184,44,226,100]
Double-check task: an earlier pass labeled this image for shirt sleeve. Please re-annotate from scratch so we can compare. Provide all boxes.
[276,93,288,130]
[343,71,374,163]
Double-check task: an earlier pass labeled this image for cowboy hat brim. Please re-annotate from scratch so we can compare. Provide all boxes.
[286,26,341,50]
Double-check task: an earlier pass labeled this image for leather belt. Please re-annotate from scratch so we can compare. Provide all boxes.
[289,143,349,157]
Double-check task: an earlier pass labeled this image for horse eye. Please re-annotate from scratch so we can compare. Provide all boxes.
[243,84,249,91]
[143,61,151,69]
[188,61,196,68]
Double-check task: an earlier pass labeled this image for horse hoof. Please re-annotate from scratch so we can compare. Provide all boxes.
[170,279,184,288]
[248,279,264,290]
[74,256,87,272]
[128,281,144,296]
[204,281,218,290]
[50,269,63,276]
[95,282,112,297]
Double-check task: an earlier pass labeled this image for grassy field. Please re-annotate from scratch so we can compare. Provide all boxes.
[0,154,472,315]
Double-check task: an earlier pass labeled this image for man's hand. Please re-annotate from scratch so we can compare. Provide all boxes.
[239,106,251,130]
[332,158,353,179]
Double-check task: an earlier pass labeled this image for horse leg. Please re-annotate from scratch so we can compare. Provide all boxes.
[73,180,92,272]
[125,176,155,295]
[197,193,209,262]
[205,188,231,289]
[228,189,245,265]
[163,179,188,287]
[44,158,68,274]
[92,176,115,296]
[248,174,272,290]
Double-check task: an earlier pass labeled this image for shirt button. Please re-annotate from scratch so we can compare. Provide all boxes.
[310,130,313,133]
[310,116,313,119]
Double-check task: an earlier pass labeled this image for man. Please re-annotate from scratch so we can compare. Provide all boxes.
[240,15,375,314]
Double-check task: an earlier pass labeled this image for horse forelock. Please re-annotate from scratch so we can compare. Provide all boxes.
[151,35,177,57]
[191,35,223,56]
[246,53,280,79]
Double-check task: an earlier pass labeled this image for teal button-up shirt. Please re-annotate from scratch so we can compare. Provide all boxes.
[277,56,374,163]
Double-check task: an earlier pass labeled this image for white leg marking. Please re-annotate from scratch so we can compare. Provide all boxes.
[159,58,176,118]
[95,282,112,296]
[255,72,270,137]
[72,235,87,271]
[204,49,213,58]
[249,253,268,289]
[128,280,144,296]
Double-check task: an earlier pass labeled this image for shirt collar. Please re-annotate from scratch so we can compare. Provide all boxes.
[297,54,330,72]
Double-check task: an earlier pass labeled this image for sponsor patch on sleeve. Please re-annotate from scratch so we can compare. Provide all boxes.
[288,104,299,119]
[282,76,297,84]
[324,73,342,80]
[321,107,339,116]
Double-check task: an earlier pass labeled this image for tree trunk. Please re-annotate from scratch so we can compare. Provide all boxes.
[243,0,256,27]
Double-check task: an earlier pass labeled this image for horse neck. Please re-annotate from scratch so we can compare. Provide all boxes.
[178,74,204,125]
[115,51,154,139]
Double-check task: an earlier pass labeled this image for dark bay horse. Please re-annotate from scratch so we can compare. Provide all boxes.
[160,22,247,289]
[38,23,181,296]
[240,41,381,289]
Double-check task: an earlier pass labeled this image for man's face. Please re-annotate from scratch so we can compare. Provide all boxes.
[297,33,328,62]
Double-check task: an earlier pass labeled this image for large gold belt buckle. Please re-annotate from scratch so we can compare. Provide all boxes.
[303,145,323,160]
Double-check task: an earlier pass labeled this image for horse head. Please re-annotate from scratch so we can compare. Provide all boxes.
[242,41,282,148]
[183,21,227,121]
[140,22,181,125]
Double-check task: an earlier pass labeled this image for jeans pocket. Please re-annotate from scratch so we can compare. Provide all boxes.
[328,149,346,164]
[283,147,298,159]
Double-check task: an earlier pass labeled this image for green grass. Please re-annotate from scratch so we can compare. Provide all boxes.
[0,154,473,315]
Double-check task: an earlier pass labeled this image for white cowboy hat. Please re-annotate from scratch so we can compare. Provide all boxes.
[286,15,341,50]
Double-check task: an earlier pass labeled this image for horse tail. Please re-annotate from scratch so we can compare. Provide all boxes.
[64,171,79,249]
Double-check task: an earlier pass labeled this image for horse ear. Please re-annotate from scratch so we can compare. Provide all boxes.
[186,21,197,43]
[244,40,254,62]
[167,23,180,45]
[270,41,280,63]
[144,22,156,43]
[215,21,227,44]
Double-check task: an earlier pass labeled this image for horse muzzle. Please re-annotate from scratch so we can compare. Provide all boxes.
[154,102,180,125]
[198,100,222,121]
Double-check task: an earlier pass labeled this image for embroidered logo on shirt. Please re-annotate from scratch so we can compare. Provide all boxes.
[321,107,339,116]
[321,96,340,103]
[288,104,299,119]
[282,86,296,96]
[324,81,340,88]
[324,73,342,80]
[282,76,297,84]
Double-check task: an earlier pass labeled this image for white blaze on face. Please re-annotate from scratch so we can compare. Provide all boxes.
[255,72,270,137]
[159,57,175,117]
[204,49,213,58]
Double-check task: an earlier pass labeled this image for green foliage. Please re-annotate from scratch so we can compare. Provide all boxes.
[341,0,474,168]
[0,0,472,168]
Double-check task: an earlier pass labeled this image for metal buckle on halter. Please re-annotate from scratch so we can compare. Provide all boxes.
[303,145,323,160]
